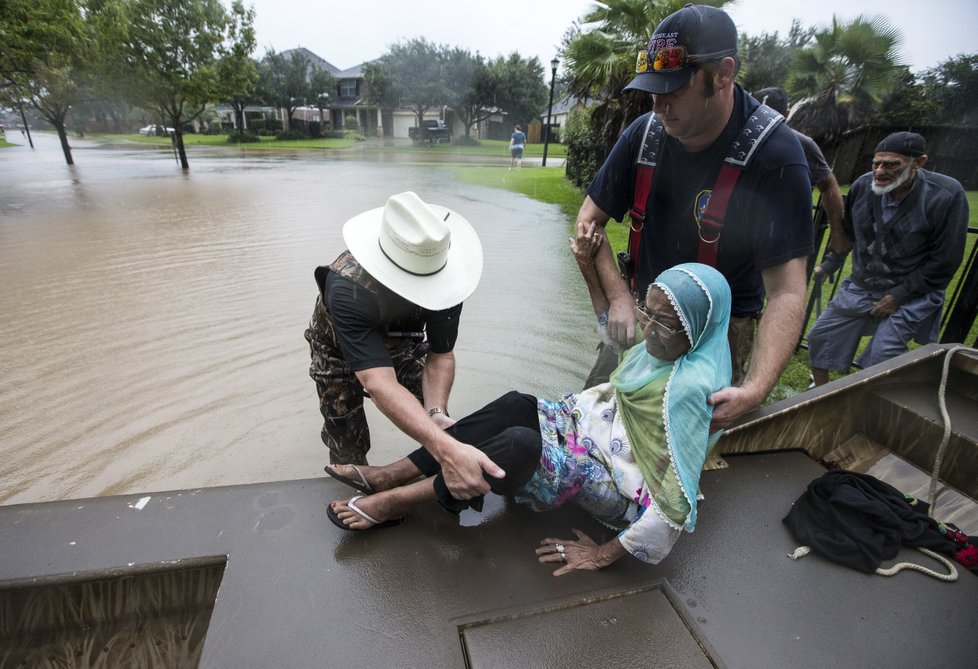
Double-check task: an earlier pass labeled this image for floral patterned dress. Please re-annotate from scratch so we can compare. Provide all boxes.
[515,376,686,564]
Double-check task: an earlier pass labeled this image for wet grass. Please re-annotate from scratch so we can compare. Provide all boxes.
[374,138,567,159]
[90,133,568,158]
[90,132,359,149]
[450,163,583,219]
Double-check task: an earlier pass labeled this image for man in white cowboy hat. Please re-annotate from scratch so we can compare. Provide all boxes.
[305,191,504,500]
[575,3,813,428]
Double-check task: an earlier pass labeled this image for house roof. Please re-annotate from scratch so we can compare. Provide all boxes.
[541,93,603,118]
[281,47,341,76]
[279,48,377,80]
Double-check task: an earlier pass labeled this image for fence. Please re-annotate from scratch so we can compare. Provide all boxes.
[829,125,978,190]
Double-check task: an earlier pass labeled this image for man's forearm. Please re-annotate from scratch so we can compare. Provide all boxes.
[421,351,455,414]
[819,174,849,254]
[591,231,631,306]
[358,367,457,457]
[746,258,808,398]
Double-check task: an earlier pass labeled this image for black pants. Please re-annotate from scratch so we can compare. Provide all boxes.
[407,391,542,514]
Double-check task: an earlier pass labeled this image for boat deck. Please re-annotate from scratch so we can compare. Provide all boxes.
[2,449,975,668]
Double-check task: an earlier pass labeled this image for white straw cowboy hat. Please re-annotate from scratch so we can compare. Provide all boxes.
[342,191,484,310]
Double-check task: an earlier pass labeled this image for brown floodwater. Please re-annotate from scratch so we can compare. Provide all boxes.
[0,133,593,505]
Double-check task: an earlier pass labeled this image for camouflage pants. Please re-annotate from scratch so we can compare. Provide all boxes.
[727,313,758,388]
[304,295,426,465]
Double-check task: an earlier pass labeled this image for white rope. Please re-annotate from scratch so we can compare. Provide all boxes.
[873,547,958,581]
[926,345,970,516]
[787,545,958,582]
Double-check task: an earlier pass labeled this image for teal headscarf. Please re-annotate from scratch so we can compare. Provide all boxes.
[611,263,732,531]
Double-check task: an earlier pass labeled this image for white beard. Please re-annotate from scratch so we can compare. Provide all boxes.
[872,164,913,195]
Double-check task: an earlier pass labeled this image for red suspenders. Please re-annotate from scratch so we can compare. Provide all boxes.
[628,105,783,279]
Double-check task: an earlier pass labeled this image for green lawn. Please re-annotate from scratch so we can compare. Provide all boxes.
[96,132,361,150]
[376,138,567,159]
[0,137,17,148]
[451,163,581,218]
[90,133,567,158]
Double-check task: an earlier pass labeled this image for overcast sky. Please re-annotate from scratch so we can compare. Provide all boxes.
[239,0,976,75]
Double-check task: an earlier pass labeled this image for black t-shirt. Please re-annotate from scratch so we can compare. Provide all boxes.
[587,86,813,315]
[793,129,831,185]
[324,272,463,372]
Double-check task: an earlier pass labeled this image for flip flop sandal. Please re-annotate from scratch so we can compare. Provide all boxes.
[324,464,374,494]
[326,495,406,532]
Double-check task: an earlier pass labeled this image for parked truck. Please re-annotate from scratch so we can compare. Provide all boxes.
[408,119,452,145]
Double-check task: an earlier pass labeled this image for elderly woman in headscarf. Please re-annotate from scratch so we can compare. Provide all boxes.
[327,229,732,574]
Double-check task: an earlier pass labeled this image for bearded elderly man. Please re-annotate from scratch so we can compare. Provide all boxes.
[807,132,969,386]
[577,4,813,429]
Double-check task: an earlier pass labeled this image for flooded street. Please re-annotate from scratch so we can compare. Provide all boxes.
[0,134,593,505]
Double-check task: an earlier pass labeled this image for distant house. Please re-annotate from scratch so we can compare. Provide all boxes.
[280,48,378,135]
[541,94,594,142]
[261,47,520,140]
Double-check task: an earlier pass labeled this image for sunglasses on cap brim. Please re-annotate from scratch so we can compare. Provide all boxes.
[635,46,699,74]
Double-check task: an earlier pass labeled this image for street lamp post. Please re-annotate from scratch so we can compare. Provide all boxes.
[542,56,559,168]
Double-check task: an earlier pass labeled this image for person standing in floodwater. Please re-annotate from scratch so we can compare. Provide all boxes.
[304,191,506,501]
[509,125,526,170]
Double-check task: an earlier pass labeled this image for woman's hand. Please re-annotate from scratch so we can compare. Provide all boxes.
[536,529,627,576]
[568,220,603,268]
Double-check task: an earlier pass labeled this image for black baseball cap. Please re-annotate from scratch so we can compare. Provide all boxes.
[875,131,927,157]
[624,4,738,95]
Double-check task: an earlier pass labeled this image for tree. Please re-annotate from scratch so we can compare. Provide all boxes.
[920,54,978,126]
[561,0,728,162]
[0,0,102,164]
[361,61,399,108]
[215,2,258,133]
[378,38,452,128]
[738,20,814,93]
[442,49,494,139]
[117,0,255,169]
[258,50,313,132]
[309,68,336,132]
[875,68,937,127]
[786,15,903,146]
[490,53,548,130]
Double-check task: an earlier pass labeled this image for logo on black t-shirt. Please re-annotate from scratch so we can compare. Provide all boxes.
[694,189,712,232]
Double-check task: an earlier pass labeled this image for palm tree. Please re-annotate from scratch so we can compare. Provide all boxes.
[787,15,903,146]
[561,0,728,170]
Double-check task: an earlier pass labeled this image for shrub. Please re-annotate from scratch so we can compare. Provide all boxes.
[564,107,600,189]
[274,130,308,140]
[252,118,283,133]
[453,135,480,146]
[226,131,260,143]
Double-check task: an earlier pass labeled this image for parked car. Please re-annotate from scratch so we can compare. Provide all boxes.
[408,119,452,145]
[138,124,174,136]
